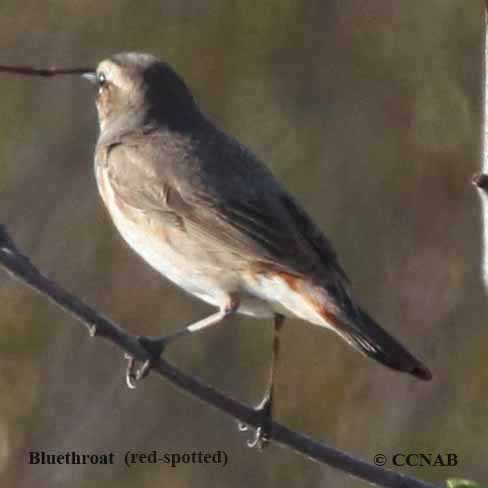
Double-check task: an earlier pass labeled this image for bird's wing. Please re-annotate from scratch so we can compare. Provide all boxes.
[101,130,349,285]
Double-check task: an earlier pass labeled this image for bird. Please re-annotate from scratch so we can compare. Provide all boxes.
[82,52,431,446]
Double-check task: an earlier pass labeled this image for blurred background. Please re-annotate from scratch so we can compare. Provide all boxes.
[0,1,485,487]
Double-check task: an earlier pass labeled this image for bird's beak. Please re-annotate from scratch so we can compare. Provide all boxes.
[81,72,97,84]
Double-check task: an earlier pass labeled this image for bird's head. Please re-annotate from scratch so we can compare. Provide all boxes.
[83,52,201,132]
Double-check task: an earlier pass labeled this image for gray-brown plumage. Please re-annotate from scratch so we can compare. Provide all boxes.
[83,52,430,438]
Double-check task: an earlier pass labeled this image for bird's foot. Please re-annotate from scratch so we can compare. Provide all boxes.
[237,394,273,449]
[87,323,97,338]
[124,336,169,389]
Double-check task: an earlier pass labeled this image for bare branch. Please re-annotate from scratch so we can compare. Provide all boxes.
[0,64,93,77]
[0,225,439,488]
[474,4,488,288]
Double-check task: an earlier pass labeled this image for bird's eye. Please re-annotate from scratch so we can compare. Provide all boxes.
[96,72,107,89]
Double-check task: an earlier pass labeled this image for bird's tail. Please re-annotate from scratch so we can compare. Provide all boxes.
[298,279,431,380]
[331,306,432,381]
[268,272,431,380]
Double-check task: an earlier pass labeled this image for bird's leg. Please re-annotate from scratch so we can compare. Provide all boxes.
[125,296,239,388]
[239,313,285,449]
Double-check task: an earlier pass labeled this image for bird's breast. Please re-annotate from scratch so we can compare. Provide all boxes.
[94,163,244,307]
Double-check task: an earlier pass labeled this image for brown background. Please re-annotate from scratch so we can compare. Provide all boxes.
[0,1,485,487]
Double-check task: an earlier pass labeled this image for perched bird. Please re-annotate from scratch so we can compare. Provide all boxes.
[83,52,431,446]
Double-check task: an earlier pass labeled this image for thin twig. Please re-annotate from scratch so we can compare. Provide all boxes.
[474,3,488,293]
[0,64,93,77]
[484,3,488,175]
[0,225,439,488]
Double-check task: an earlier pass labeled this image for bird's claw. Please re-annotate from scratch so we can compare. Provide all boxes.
[135,359,151,381]
[125,353,137,389]
[247,427,268,449]
[124,336,168,389]
[237,421,270,450]
[124,355,152,389]
[88,323,97,337]
[237,395,272,450]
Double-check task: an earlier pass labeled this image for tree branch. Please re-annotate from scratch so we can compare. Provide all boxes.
[0,64,93,77]
[474,3,488,289]
[0,225,439,488]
